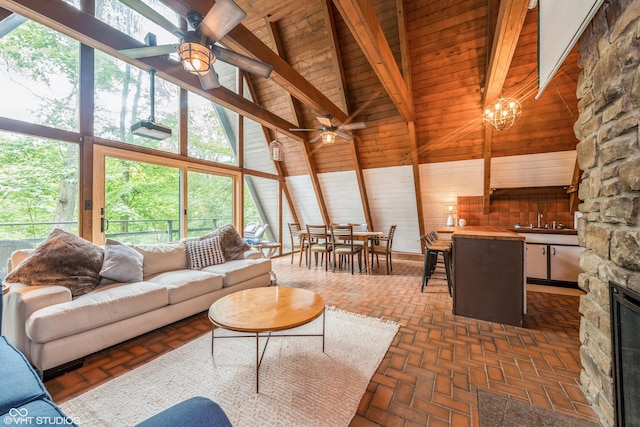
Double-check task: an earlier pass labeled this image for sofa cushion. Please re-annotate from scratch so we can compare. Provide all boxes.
[202,258,271,287]
[26,282,168,343]
[100,239,144,283]
[131,242,187,277]
[186,237,226,269]
[5,229,104,297]
[0,336,51,415]
[146,270,224,305]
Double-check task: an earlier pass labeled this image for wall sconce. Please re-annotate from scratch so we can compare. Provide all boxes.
[444,204,458,226]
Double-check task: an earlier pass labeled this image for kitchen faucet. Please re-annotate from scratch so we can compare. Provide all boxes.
[537,212,543,228]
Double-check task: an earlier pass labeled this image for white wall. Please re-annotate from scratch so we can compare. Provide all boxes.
[285,175,323,226]
[490,151,576,188]
[363,166,422,253]
[318,171,366,224]
[419,159,484,231]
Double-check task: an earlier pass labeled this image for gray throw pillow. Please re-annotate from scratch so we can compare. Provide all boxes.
[5,229,104,297]
[99,239,144,283]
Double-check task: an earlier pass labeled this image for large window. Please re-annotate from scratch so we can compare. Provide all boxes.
[188,92,238,165]
[0,20,79,131]
[94,52,179,152]
[187,170,234,238]
[0,132,79,278]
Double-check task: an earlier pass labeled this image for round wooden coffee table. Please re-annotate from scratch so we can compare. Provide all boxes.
[208,286,325,392]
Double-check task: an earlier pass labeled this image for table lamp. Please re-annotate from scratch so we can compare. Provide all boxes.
[444,204,457,226]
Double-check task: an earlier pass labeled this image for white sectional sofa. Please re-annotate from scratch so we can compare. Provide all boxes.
[2,231,272,376]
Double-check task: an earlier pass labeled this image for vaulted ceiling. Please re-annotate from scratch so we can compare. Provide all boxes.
[0,0,582,232]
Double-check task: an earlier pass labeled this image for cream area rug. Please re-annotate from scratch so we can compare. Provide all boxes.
[60,307,400,427]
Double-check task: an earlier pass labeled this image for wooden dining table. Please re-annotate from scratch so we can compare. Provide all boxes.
[298,229,384,274]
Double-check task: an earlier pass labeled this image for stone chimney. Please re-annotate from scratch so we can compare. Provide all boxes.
[575,0,640,425]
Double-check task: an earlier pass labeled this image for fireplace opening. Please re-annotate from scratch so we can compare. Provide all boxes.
[610,281,640,427]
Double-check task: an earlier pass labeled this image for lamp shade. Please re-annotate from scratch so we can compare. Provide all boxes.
[321,130,337,144]
[270,139,283,161]
[177,41,214,75]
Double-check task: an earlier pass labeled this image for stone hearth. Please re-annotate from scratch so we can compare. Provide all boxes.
[575,0,640,425]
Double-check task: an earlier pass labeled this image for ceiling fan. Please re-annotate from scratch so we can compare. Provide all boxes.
[290,115,367,144]
[117,0,273,90]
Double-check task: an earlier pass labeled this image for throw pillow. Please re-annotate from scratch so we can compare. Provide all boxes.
[99,239,144,283]
[186,236,226,269]
[4,229,104,297]
[197,224,250,261]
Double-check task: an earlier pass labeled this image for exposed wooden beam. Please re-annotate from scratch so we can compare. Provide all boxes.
[322,0,349,114]
[482,0,529,107]
[322,0,372,229]
[263,14,330,226]
[162,0,350,123]
[332,0,415,123]
[0,0,305,143]
[483,125,492,214]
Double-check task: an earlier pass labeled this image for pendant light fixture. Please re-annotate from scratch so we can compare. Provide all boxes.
[270,130,284,161]
[483,97,522,131]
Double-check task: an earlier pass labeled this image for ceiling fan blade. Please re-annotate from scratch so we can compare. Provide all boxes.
[200,0,247,43]
[118,0,185,38]
[309,133,322,143]
[119,44,177,59]
[199,69,221,90]
[317,116,333,127]
[289,128,321,132]
[338,121,367,131]
[210,45,273,78]
[336,130,355,140]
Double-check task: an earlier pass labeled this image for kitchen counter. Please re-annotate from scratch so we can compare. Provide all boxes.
[438,226,577,236]
[506,227,577,235]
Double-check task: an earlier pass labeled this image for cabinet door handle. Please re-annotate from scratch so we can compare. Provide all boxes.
[542,247,546,255]
[553,247,556,256]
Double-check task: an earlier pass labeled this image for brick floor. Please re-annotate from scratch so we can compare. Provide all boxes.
[45,256,601,426]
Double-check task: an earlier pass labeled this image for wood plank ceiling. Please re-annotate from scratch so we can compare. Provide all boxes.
[0,0,581,227]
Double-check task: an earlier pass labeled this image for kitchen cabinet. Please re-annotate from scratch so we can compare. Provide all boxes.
[526,243,548,279]
[519,233,583,286]
[452,229,525,327]
[550,245,584,282]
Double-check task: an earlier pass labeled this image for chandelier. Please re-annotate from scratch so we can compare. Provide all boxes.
[483,97,522,131]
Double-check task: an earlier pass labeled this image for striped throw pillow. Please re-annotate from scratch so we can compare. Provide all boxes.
[186,236,226,269]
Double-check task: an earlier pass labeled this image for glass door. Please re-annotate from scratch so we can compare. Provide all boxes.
[186,169,234,238]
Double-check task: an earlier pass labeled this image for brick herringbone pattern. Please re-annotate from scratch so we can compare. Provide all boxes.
[45,257,600,426]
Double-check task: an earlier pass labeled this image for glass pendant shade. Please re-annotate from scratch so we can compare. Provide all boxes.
[321,130,337,144]
[177,42,214,76]
[270,139,283,161]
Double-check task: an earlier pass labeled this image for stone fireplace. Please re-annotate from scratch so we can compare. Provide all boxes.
[575,0,640,425]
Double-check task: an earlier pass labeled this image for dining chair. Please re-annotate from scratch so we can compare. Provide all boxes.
[306,224,332,271]
[288,222,308,266]
[370,224,396,275]
[331,224,363,274]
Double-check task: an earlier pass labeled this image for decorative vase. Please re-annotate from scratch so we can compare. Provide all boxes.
[458,218,467,227]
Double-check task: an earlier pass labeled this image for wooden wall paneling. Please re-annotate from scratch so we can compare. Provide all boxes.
[79,8,95,239]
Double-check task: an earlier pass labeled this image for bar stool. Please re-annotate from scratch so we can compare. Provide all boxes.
[421,233,453,296]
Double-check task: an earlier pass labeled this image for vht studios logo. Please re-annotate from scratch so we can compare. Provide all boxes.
[3,408,79,425]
